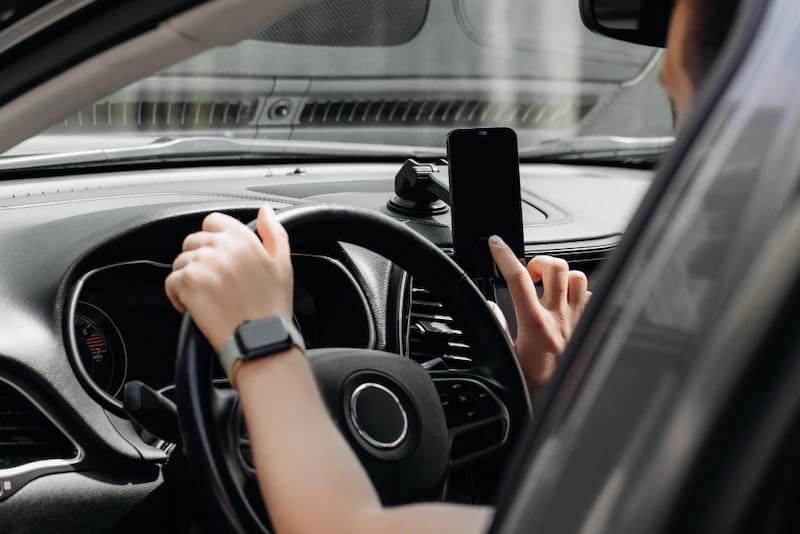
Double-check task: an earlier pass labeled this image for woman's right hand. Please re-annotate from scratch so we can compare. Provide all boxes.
[488,236,591,398]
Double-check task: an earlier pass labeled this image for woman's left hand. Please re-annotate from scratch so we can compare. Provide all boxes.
[165,205,294,353]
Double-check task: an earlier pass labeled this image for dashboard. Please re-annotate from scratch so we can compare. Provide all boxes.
[0,161,650,532]
[69,254,374,412]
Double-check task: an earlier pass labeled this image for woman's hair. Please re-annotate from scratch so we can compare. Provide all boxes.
[685,0,743,87]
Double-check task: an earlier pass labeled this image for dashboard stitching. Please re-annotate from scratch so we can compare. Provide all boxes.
[0,189,308,210]
[0,191,308,210]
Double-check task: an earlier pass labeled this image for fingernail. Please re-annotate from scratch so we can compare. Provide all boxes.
[262,204,275,215]
[489,235,504,246]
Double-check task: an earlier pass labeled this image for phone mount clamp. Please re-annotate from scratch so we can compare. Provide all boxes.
[387,159,451,216]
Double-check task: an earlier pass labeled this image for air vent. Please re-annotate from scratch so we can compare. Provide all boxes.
[405,248,611,369]
[0,380,78,470]
[545,247,613,278]
[407,281,473,369]
[52,99,260,132]
[299,97,597,128]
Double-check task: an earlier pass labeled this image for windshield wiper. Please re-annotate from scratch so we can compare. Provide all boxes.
[520,136,674,165]
[0,136,446,172]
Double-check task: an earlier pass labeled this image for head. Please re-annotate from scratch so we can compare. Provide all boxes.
[660,0,742,127]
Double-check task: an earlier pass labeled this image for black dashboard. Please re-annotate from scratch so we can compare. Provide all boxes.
[0,161,650,532]
[69,254,374,414]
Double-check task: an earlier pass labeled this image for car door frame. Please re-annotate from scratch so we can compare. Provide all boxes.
[0,0,312,155]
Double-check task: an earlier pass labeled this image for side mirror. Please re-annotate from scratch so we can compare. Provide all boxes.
[579,0,674,48]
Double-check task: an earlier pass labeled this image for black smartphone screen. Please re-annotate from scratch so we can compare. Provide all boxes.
[447,127,524,278]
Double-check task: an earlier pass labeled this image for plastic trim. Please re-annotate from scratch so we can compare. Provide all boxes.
[349,382,409,450]
[66,254,376,416]
[0,0,97,56]
[66,260,171,416]
[0,376,84,488]
[292,253,377,351]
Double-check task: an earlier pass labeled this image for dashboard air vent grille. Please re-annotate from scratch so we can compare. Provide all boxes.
[0,380,77,470]
[405,248,611,369]
[546,247,613,277]
[407,281,473,369]
[299,97,597,128]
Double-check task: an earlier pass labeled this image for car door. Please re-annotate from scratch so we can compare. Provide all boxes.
[492,0,800,532]
[5,0,790,532]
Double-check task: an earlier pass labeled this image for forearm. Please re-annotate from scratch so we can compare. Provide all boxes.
[518,350,558,402]
[235,348,492,534]
[166,208,492,533]
[237,348,379,534]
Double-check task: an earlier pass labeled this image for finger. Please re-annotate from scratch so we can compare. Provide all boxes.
[528,256,569,310]
[567,270,589,307]
[164,271,186,313]
[172,248,214,272]
[582,291,593,313]
[257,205,290,261]
[487,300,510,340]
[172,247,221,271]
[202,211,248,234]
[172,251,193,272]
[182,231,217,252]
[489,236,545,328]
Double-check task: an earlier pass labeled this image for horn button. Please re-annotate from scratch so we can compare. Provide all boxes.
[350,383,409,449]
[309,348,450,504]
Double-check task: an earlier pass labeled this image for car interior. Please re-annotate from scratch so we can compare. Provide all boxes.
[5,0,799,533]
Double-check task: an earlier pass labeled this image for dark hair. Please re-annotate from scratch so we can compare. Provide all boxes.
[685,0,743,87]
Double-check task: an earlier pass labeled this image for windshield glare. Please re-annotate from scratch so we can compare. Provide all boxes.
[4,0,671,160]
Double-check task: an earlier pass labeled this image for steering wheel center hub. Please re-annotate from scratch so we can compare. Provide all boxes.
[350,382,409,449]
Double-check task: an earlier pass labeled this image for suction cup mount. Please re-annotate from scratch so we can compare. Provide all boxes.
[387,159,451,217]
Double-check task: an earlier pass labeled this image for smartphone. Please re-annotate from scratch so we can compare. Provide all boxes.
[447,127,524,279]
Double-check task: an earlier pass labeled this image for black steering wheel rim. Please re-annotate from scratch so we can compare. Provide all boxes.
[175,204,531,533]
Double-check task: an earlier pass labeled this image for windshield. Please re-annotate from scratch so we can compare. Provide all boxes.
[2,0,671,162]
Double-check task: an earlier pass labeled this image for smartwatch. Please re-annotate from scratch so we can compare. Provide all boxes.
[220,315,306,386]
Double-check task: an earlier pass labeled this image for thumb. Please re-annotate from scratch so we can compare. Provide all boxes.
[256,205,289,259]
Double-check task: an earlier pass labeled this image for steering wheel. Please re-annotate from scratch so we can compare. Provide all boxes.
[175,204,531,533]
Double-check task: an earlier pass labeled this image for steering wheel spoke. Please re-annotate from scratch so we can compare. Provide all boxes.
[209,386,254,475]
[175,205,528,533]
[431,375,511,467]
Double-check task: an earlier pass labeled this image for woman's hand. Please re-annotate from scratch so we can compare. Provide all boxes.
[165,205,294,353]
[488,236,591,398]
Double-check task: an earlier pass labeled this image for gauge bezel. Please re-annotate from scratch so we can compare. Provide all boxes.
[74,301,129,398]
[66,256,376,417]
[66,260,172,417]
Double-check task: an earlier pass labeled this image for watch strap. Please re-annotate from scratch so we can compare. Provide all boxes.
[220,334,242,382]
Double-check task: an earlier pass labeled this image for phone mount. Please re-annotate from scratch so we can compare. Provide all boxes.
[387,159,451,216]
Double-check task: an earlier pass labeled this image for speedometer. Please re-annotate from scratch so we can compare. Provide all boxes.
[74,302,128,397]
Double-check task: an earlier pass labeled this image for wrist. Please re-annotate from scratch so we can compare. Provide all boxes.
[516,345,557,397]
[220,315,305,387]
[234,346,305,390]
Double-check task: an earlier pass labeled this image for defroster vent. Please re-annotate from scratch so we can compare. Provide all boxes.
[299,97,597,128]
[53,99,260,132]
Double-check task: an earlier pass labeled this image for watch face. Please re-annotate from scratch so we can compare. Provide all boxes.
[236,316,292,359]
